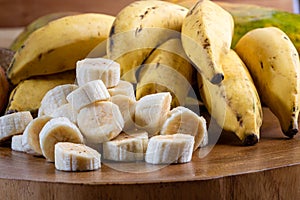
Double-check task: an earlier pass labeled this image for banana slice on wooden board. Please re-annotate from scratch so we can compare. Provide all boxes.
[145,134,194,164]
[39,117,84,162]
[102,131,148,162]
[55,142,101,172]
[0,111,33,142]
[76,58,120,88]
[108,80,136,100]
[11,135,24,152]
[50,103,78,124]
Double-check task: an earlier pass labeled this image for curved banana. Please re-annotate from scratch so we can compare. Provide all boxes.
[8,13,115,85]
[198,50,262,145]
[136,38,194,108]
[181,0,234,84]
[235,27,300,138]
[107,0,188,83]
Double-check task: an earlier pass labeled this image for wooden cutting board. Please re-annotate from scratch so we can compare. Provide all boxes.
[1,108,300,199]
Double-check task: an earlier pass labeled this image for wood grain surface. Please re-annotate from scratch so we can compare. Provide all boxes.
[0,0,295,27]
[1,108,300,199]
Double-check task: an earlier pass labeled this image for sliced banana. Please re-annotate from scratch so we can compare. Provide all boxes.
[0,111,33,142]
[102,131,148,162]
[110,95,136,131]
[77,101,124,144]
[22,116,52,155]
[135,92,172,136]
[11,135,24,152]
[161,106,208,150]
[76,57,120,88]
[55,142,101,171]
[66,80,110,111]
[38,84,78,117]
[145,134,194,164]
[108,80,135,100]
[39,117,84,162]
[50,103,78,124]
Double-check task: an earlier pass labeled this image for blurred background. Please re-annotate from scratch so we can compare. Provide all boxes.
[0,0,297,27]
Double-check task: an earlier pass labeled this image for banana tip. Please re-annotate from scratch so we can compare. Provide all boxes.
[242,134,258,146]
[284,128,298,138]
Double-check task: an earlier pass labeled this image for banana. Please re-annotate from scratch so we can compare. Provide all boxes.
[76,58,120,88]
[102,131,148,162]
[50,103,78,124]
[6,70,75,117]
[161,106,207,150]
[198,49,262,145]
[39,117,84,162]
[11,135,24,152]
[145,133,194,164]
[135,92,172,137]
[107,0,188,83]
[181,0,234,84]
[136,38,194,108]
[110,95,136,131]
[66,80,110,111]
[108,80,135,100]
[0,111,33,142]
[54,142,101,171]
[8,13,115,85]
[38,83,78,117]
[22,116,52,155]
[77,101,124,144]
[235,27,300,138]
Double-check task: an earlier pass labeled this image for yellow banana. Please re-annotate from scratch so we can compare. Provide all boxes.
[107,0,188,83]
[181,0,234,84]
[136,38,194,108]
[8,13,114,85]
[198,50,262,145]
[235,27,300,138]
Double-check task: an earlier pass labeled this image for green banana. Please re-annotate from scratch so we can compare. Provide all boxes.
[198,49,262,145]
[107,0,188,83]
[235,27,300,138]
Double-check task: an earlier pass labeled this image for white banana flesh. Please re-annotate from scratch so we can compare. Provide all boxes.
[77,101,124,144]
[102,131,148,162]
[161,106,207,150]
[66,80,110,111]
[110,95,136,131]
[39,117,84,162]
[38,84,78,117]
[76,58,120,88]
[235,27,300,138]
[145,134,194,164]
[135,92,172,136]
[181,0,234,84]
[0,111,33,142]
[22,115,52,155]
[55,142,101,171]
[50,103,78,124]
[11,135,24,152]
[108,80,136,100]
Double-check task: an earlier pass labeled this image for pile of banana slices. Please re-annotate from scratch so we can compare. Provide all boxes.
[0,57,208,172]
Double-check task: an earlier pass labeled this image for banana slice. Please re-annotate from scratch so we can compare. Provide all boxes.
[76,57,120,88]
[66,80,110,111]
[11,135,24,152]
[39,117,84,162]
[161,106,208,150]
[54,142,101,171]
[77,101,124,144]
[50,103,78,124]
[135,92,172,136]
[38,84,78,117]
[145,134,194,164]
[110,95,136,131]
[108,80,135,100]
[103,131,148,162]
[22,116,52,155]
[0,111,33,142]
